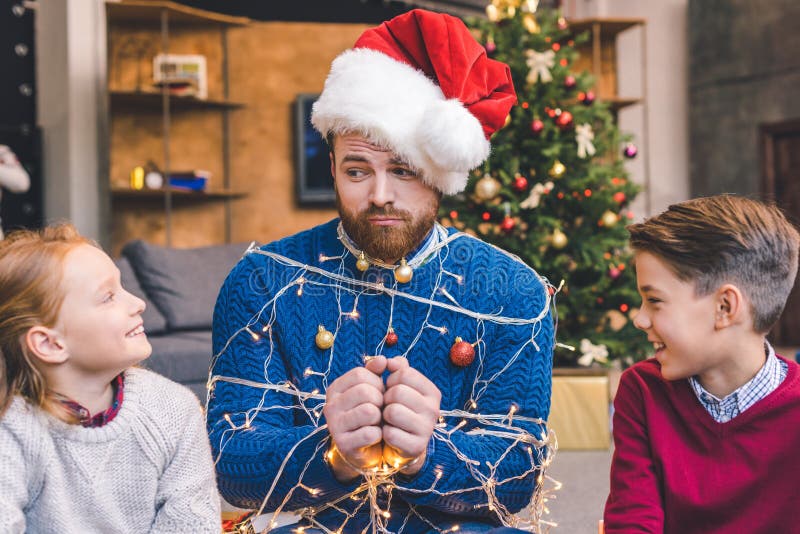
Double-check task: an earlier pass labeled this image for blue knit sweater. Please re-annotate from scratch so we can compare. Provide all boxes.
[208,219,554,532]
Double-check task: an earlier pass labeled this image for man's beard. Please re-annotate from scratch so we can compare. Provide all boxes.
[337,196,438,263]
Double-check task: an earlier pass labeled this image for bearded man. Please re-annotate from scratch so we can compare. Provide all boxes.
[208,9,554,533]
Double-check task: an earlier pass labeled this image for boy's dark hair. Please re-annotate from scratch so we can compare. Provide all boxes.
[627,195,800,333]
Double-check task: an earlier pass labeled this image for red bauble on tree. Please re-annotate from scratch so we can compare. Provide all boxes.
[512,174,528,192]
[578,90,595,105]
[500,216,516,233]
[555,110,573,130]
[530,118,545,135]
[613,191,626,203]
[564,75,576,90]
[449,337,475,367]
[623,143,638,158]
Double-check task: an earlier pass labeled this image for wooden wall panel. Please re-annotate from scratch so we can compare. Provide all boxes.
[226,22,368,244]
[107,20,367,252]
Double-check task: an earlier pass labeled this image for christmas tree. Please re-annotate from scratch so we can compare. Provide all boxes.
[441,1,650,367]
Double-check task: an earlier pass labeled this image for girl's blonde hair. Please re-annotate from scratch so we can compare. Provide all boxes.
[0,223,94,418]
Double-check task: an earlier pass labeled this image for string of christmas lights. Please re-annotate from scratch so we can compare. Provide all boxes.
[209,226,559,533]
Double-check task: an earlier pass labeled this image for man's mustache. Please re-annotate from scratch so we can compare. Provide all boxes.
[361,206,412,220]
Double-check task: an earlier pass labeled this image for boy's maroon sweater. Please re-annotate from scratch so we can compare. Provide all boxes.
[604,356,800,534]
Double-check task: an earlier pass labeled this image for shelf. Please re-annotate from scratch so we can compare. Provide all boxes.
[111,186,248,200]
[109,90,245,111]
[567,18,645,40]
[604,96,642,112]
[106,0,250,27]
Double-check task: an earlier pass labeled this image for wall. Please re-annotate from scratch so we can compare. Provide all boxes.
[36,0,107,242]
[564,0,689,217]
[688,0,800,196]
[226,22,366,244]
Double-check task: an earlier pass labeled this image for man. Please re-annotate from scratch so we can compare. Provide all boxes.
[208,10,554,533]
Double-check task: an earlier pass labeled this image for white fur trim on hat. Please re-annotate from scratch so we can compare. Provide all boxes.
[311,48,490,195]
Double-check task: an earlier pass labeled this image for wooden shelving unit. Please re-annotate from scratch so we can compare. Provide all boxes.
[567,17,650,211]
[567,18,646,105]
[109,90,245,111]
[111,186,247,199]
[105,1,251,254]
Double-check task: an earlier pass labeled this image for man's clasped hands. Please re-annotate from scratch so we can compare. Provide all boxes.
[323,356,441,481]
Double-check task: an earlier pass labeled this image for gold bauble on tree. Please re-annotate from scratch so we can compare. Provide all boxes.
[522,13,541,33]
[475,174,501,201]
[550,228,568,249]
[315,325,334,350]
[486,3,499,21]
[548,160,566,179]
[600,210,619,227]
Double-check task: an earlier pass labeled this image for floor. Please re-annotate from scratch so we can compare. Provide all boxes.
[545,449,612,533]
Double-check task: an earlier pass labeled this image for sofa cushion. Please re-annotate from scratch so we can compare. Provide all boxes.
[144,330,213,384]
[122,240,250,330]
[115,257,168,335]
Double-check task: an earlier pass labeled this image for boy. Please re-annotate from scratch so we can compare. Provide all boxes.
[604,195,800,533]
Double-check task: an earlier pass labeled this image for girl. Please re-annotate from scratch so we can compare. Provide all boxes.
[0,224,220,533]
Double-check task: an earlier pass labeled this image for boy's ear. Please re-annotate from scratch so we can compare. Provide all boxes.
[25,326,69,365]
[714,284,745,330]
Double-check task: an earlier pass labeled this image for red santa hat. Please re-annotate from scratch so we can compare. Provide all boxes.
[311,9,516,195]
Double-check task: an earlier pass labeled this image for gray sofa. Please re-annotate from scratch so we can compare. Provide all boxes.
[116,239,251,400]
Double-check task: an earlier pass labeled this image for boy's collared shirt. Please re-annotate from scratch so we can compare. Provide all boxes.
[55,373,125,427]
[689,342,787,423]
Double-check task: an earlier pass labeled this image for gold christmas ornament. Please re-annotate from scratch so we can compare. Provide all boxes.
[503,113,512,128]
[394,258,413,284]
[522,0,539,12]
[522,13,541,33]
[486,3,499,21]
[315,325,334,350]
[475,174,501,201]
[356,252,370,272]
[548,160,566,178]
[600,210,619,227]
[550,228,568,249]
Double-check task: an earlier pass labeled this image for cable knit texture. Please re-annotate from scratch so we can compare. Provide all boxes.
[604,356,800,534]
[0,368,220,533]
[208,219,554,532]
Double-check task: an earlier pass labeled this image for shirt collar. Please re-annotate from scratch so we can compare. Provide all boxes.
[55,373,125,428]
[689,342,784,423]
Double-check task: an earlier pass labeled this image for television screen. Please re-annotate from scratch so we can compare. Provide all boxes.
[294,93,335,205]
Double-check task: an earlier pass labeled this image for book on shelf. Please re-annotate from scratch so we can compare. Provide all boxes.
[168,169,211,191]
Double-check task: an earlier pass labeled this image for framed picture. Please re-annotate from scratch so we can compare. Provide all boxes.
[294,93,335,206]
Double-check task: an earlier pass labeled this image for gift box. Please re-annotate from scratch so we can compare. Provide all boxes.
[548,369,611,450]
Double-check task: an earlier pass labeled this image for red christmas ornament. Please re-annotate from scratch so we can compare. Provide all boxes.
[564,75,576,90]
[613,191,626,203]
[450,337,475,367]
[623,143,638,159]
[485,40,497,55]
[545,107,557,118]
[579,90,596,105]
[530,118,545,135]
[555,110,573,130]
[385,328,398,347]
[449,210,459,219]
[481,211,491,221]
[609,267,621,279]
[513,174,528,192]
[500,216,516,233]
